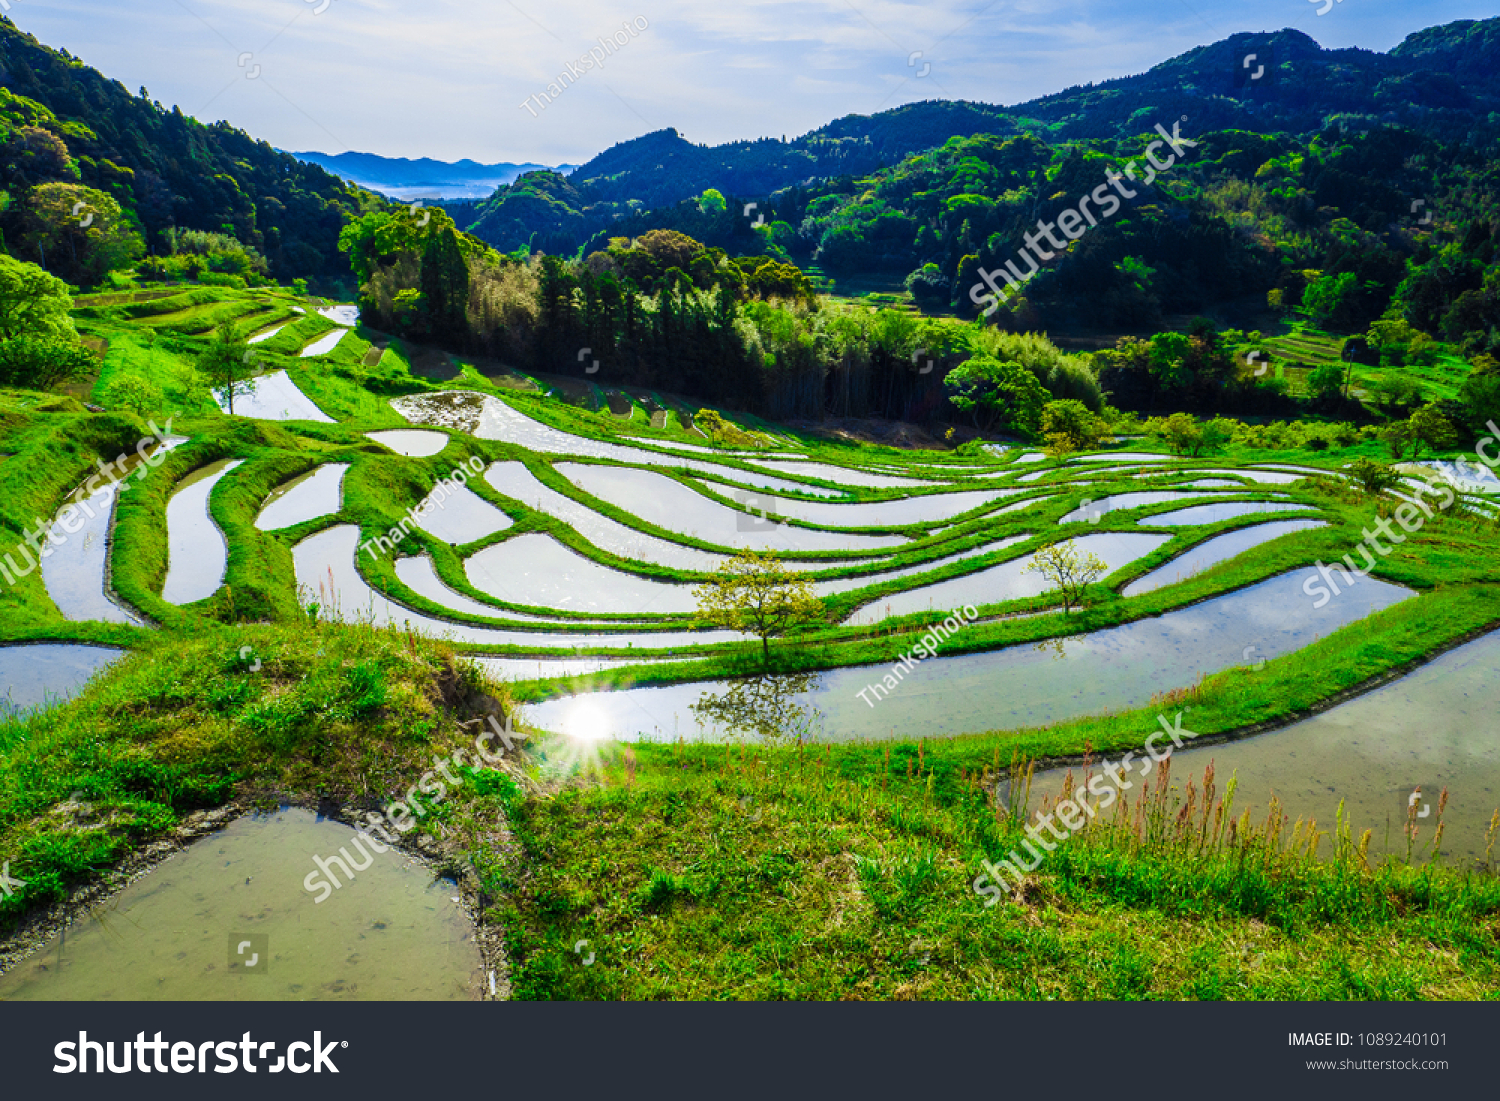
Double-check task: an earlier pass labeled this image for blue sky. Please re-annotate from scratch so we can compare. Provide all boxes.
[9,0,1493,166]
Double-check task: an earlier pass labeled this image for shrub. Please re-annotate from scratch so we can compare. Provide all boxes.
[1040,399,1107,454]
[0,334,95,390]
[1348,457,1402,496]
[99,372,164,417]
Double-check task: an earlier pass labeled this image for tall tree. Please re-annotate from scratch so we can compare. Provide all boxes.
[420,227,471,344]
[197,321,254,415]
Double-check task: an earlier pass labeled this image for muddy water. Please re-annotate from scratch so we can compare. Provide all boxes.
[0,643,123,714]
[0,808,482,1001]
[528,568,1415,743]
[1026,630,1500,865]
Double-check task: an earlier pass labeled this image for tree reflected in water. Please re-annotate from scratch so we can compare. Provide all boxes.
[689,672,825,744]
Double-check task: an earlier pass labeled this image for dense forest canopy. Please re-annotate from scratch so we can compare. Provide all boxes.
[0,18,374,288]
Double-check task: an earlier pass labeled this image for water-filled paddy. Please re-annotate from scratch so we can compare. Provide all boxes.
[842,532,1170,624]
[1147,500,1317,526]
[1189,468,1308,485]
[409,483,512,545]
[467,533,700,615]
[1121,520,1327,596]
[471,654,672,681]
[162,459,244,605]
[0,808,481,1000]
[527,569,1415,743]
[692,481,1019,529]
[558,464,907,553]
[255,464,349,531]
[294,525,740,651]
[220,371,334,422]
[247,323,287,344]
[1398,459,1500,495]
[318,304,360,326]
[746,459,936,489]
[42,438,188,625]
[485,461,727,572]
[396,393,837,497]
[0,643,123,714]
[1059,491,1214,524]
[811,537,1030,597]
[1026,629,1500,864]
[299,329,347,357]
[366,429,450,457]
[1072,452,1170,463]
[394,556,600,624]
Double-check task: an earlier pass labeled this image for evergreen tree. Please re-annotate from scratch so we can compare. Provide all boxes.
[420,228,471,344]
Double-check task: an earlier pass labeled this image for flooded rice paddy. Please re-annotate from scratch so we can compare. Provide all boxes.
[528,569,1414,743]
[0,808,481,1001]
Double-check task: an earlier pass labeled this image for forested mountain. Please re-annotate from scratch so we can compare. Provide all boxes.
[0,18,371,284]
[463,20,1500,255]
[0,12,1495,441]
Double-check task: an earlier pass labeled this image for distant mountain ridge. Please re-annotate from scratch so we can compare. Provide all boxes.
[293,150,577,200]
[461,18,1500,252]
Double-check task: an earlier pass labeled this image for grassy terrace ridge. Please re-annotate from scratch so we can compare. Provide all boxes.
[2,281,1500,997]
[494,737,1500,1000]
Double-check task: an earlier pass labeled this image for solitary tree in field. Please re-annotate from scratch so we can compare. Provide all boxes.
[1408,403,1459,459]
[1040,399,1107,455]
[1025,539,1108,615]
[694,549,823,664]
[197,320,254,415]
[1347,457,1402,497]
